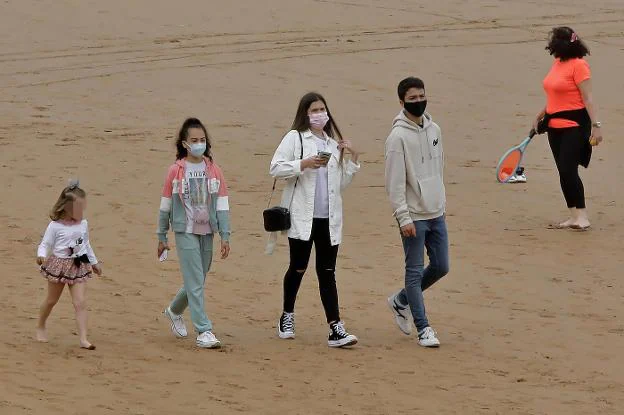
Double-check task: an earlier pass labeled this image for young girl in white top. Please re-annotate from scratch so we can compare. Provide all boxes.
[36,180,102,349]
[270,92,360,348]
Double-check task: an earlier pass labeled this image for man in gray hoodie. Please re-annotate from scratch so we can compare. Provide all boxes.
[384,77,449,348]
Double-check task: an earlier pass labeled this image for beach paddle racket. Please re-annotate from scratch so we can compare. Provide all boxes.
[496,128,536,183]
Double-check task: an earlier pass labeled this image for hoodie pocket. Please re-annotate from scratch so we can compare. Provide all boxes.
[417,175,445,213]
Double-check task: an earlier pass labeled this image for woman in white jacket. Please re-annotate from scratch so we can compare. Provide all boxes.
[269,92,360,348]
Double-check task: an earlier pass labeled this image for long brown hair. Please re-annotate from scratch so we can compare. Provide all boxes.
[291,92,345,162]
[50,180,86,221]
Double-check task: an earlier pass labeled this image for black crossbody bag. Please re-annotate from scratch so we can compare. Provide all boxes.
[263,131,303,232]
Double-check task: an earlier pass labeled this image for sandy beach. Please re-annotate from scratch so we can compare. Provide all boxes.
[1,1,623,414]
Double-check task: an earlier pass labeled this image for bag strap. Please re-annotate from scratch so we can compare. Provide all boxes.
[266,131,304,209]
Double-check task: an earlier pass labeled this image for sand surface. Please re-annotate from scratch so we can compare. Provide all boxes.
[1,1,623,414]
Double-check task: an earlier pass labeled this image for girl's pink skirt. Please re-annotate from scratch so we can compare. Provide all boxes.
[41,256,92,284]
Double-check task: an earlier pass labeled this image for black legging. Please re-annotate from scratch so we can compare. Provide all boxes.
[283,218,340,323]
[548,127,586,209]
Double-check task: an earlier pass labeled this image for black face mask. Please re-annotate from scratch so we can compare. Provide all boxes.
[403,100,427,118]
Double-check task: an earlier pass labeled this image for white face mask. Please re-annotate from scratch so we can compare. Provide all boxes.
[186,142,206,157]
[309,112,330,129]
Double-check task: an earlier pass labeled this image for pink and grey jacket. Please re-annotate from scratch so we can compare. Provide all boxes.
[157,157,231,243]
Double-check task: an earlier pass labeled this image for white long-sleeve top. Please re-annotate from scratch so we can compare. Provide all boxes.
[269,129,360,245]
[37,220,98,264]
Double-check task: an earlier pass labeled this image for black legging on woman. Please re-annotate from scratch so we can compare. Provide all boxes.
[548,127,586,209]
[283,218,340,323]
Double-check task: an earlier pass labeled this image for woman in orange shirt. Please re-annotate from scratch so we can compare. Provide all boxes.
[532,27,603,230]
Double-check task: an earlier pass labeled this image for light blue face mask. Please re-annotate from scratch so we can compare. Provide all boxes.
[187,142,206,157]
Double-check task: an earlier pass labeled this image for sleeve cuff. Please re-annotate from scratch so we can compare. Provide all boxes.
[397,214,413,227]
[346,159,360,173]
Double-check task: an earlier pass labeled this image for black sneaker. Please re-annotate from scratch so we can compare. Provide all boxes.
[328,321,358,348]
[278,312,295,339]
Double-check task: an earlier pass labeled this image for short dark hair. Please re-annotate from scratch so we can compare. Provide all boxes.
[546,26,590,61]
[397,77,425,101]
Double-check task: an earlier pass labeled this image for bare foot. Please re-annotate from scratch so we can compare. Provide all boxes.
[570,218,591,230]
[550,218,575,229]
[36,327,48,343]
[80,340,96,350]
[560,217,576,227]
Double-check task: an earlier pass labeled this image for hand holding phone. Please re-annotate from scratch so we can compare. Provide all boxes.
[318,151,332,165]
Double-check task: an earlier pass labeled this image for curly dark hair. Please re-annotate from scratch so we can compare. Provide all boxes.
[175,117,213,160]
[546,26,590,61]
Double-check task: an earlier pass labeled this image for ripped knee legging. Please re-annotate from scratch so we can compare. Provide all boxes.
[283,218,340,323]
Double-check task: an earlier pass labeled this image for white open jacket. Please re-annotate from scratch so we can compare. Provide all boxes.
[267,129,360,252]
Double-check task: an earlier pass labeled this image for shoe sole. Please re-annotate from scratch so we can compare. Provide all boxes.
[278,331,295,339]
[387,297,412,335]
[328,336,358,348]
[418,342,440,348]
[196,341,221,349]
[164,309,187,338]
[277,320,295,339]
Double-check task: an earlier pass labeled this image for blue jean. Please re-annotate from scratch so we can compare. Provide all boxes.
[397,216,449,332]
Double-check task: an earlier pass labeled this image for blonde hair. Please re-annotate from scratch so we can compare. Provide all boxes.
[50,179,86,221]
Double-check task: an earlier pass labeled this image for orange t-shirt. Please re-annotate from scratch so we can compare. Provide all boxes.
[542,58,591,128]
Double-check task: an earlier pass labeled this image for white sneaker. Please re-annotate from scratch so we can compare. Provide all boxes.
[196,331,221,349]
[164,307,187,338]
[508,173,527,183]
[278,312,295,339]
[418,326,440,348]
[387,291,412,335]
[508,168,527,183]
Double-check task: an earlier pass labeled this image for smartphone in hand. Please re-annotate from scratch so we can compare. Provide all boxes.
[318,151,332,163]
